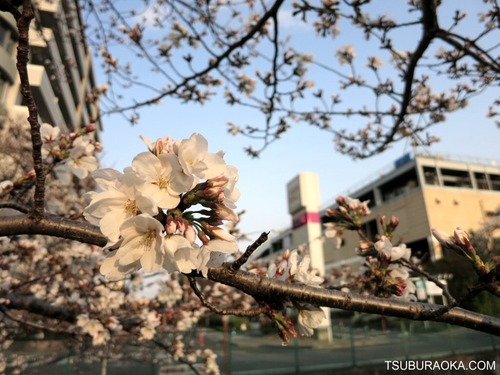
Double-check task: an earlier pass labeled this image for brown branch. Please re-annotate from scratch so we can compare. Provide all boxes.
[436,29,500,73]
[16,1,45,217]
[1,215,499,335]
[228,231,269,272]
[0,201,31,213]
[363,0,439,158]
[188,276,266,317]
[0,213,108,246]
[207,266,500,336]
[4,293,77,323]
[107,0,286,114]
[0,304,73,334]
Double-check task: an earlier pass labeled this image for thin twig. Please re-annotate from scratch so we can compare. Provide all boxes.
[0,201,31,213]
[152,338,202,375]
[188,276,265,317]
[229,231,269,273]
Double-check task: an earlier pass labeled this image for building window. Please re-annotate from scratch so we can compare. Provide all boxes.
[260,249,270,258]
[357,190,376,208]
[423,166,439,185]
[361,219,378,242]
[272,239,284,253]
[440,168,472,188]
[474,172,489,190]
[490,174,500,191]
[380,168,419,202]
[406,238,430,262]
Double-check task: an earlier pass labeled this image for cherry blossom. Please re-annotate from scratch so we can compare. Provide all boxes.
[77,314,110,346]
[175,133,226,179]
[375,236,411,261]
[84,170,158,243]
[64,137,99,179]
[130,152,193,208]
[100,214,165,279]
[85,134,240,280]
[297,306,326,336]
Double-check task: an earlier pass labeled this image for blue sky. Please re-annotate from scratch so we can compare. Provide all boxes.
[96,2,499,243]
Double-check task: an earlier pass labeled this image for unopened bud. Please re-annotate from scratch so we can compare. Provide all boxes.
[325,208,338,218]
[184,225,196,244]
[93,142,103,152]
[207,175,229,188]
[213,203,238,222]
[389,215,400,229]
[208,226,236,242]
[432,229,453,247]
[85,123,97,132]
[202,185,224,201]
[176,219,186,232]
[165,217,176,234]
[380,215,386,225]
[453,228,474,254]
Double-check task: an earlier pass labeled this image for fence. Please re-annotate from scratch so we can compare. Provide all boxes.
[212,320,500,374]
[6,319,499,374]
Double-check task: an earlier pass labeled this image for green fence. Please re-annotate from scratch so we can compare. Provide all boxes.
[214,320,499,375]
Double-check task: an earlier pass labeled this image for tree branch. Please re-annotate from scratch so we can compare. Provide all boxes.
[107,0,286,114]
[4,293,77,323]
[0,214,107,246]
[16,1,46,217]
[1,214,498,336]
[365,0,439,157]
[207,266,500,336]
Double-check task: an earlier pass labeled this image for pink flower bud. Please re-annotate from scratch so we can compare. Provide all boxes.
[198,230,210,245]
[203,186,224,201]
[453,227,474,254]
[207,175,229,188]
[210,227,236,242]
[389,215,400,229]
[165,217,176,234]
[85,123,97,132]
[336,196,346,205]
[432,229,454,247]
[93,142,103,152]
[184,225,196,244]
[453,227,469,245]
[213,204,238,222]
[380,215,387,226]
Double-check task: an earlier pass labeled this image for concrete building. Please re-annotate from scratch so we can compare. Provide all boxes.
[254,153,500,273]
[0,0,102,132]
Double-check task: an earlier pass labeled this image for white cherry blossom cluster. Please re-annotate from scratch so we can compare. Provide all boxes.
[84,133,240,280]
[76,314,110,346]
[268,249,326,336]
[372,236,416,301]
[40,123,100,179]
[336,44,356,65]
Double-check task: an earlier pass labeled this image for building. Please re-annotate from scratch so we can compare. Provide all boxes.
[0,0,102,132]
[254,153,500,273]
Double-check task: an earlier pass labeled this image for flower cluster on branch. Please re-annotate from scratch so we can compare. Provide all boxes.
[84,133,240,280]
